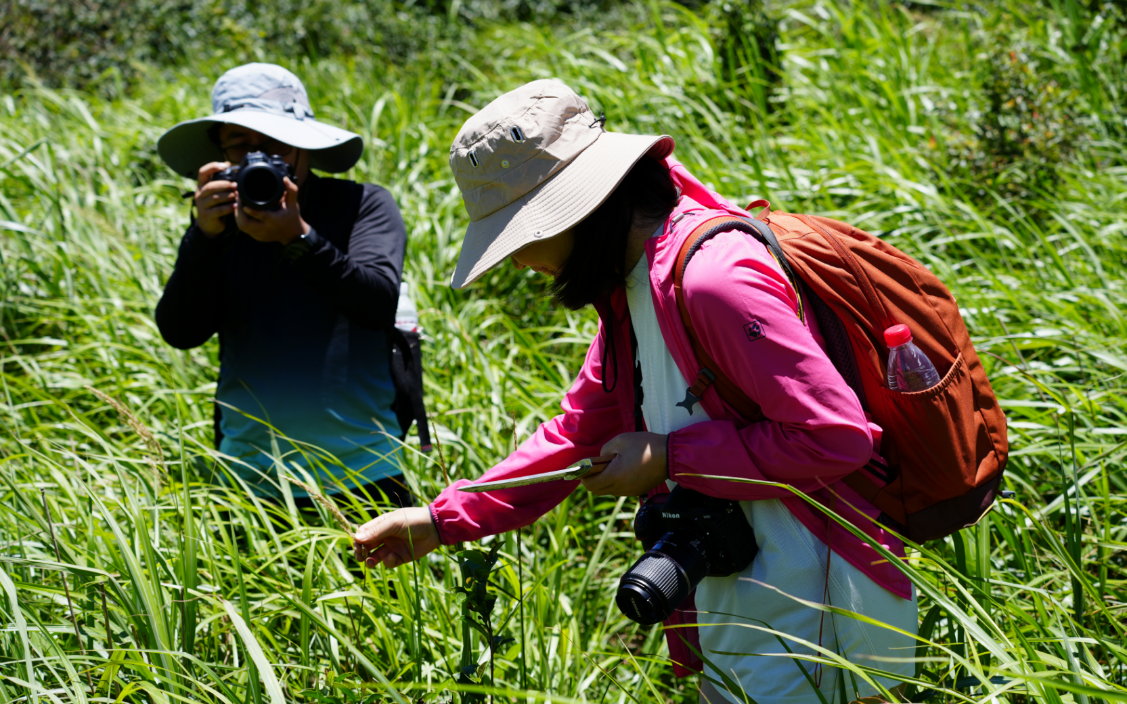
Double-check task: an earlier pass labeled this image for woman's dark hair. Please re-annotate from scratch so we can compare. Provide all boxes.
[551,154,679,310]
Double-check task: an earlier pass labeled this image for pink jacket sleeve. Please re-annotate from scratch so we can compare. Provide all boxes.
[429,318,624,544]
[667,229,874,497]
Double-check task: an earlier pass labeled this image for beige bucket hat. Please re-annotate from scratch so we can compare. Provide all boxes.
[448,79,674,289]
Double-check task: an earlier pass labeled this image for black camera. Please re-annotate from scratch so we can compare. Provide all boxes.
[615,485,758,625]
[212,151,294,211]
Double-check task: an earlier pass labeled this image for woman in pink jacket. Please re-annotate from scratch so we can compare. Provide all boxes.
[353,79,918,704]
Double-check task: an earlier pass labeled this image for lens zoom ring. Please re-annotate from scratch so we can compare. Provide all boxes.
[630,553,688,605]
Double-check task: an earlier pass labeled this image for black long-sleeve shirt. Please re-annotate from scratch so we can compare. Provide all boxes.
[156,174,408,495]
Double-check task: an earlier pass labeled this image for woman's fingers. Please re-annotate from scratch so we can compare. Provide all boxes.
[352,507,440,569]
[581,453,627,494]
[362,539,418,569]
[354,511,396,545]
[581,432,670,497]
[584,453,618,476]
[364,545,398,569]
[580,470,613,495]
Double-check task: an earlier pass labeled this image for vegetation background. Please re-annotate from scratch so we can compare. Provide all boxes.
[1,0,1126,702]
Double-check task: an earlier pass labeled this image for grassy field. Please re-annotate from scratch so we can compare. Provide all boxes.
[2,0,1126,702]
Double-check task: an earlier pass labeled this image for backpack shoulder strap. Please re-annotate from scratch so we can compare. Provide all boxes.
[672,214,803,419]
[674,214,902,515]
[387,327,433,453]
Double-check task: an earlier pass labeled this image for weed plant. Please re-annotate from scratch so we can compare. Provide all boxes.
[1,1,1126,702]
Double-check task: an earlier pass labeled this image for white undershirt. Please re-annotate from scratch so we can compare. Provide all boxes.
[623,228,702,438]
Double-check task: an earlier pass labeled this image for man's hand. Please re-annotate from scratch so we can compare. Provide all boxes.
[236,176,310,245]
[194,162,237,237]
[581,432,669,497]
[352,507,441,569]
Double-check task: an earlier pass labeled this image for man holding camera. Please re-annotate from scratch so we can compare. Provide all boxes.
[155,63,416,509]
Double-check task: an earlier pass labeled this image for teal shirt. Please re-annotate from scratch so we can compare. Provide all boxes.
[217,321,402,498]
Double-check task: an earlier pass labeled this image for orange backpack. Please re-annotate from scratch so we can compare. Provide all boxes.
[673,208,1009,543]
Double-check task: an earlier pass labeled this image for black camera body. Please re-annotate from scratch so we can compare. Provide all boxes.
[212,151,294,211]
[615,485,758,625]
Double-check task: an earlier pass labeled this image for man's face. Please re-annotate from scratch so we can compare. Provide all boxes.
[217,124,309,184]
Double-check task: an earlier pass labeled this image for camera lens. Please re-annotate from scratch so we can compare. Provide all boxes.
[240,166,284,209]
[615,535,710,625]
[234,151,289,210]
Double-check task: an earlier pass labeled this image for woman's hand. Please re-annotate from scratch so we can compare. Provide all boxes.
[236,177,310,245]
[352,507,440,569]
[581,432,668,497]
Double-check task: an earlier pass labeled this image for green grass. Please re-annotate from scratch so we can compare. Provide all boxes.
[1,0,1126,702]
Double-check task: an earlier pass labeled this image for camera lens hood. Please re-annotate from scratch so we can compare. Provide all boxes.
[238,151,289,210]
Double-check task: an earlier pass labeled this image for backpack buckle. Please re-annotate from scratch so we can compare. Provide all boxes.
[676,368,717,415]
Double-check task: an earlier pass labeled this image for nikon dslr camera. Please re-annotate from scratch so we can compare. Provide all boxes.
[211,151,294,211]
[616,485,758,625]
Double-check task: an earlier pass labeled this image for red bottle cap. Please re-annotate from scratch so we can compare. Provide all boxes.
[884,324,912,347]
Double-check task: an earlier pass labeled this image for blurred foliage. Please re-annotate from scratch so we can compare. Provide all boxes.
[707,0,782,116]
[0,0,638,95]
[942,41,1082,206]
[0,0,457,94]
[418,0,614,22]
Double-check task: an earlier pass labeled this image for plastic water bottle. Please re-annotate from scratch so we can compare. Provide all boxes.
[394,281,419,333]
[885,324,941,392]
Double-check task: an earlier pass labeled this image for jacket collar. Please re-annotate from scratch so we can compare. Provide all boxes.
[596,157,756,424]
[639,158,754,422]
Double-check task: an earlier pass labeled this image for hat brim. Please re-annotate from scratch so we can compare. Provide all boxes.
[157,109,364,177]
[450,131,675,289]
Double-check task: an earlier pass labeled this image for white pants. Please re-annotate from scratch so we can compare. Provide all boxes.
[693,499,918,704]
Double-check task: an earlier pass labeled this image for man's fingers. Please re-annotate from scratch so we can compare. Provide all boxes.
[196,182,234,199]
[202,189,235,206]
[201,200,235,218]
[196,161,232,188]
[202,196,235,211]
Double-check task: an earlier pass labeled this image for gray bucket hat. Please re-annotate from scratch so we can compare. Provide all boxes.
[448,79,674,289]
[157,63,364,177]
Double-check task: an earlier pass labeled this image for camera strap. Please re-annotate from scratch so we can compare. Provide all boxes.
[183,190,196,225]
